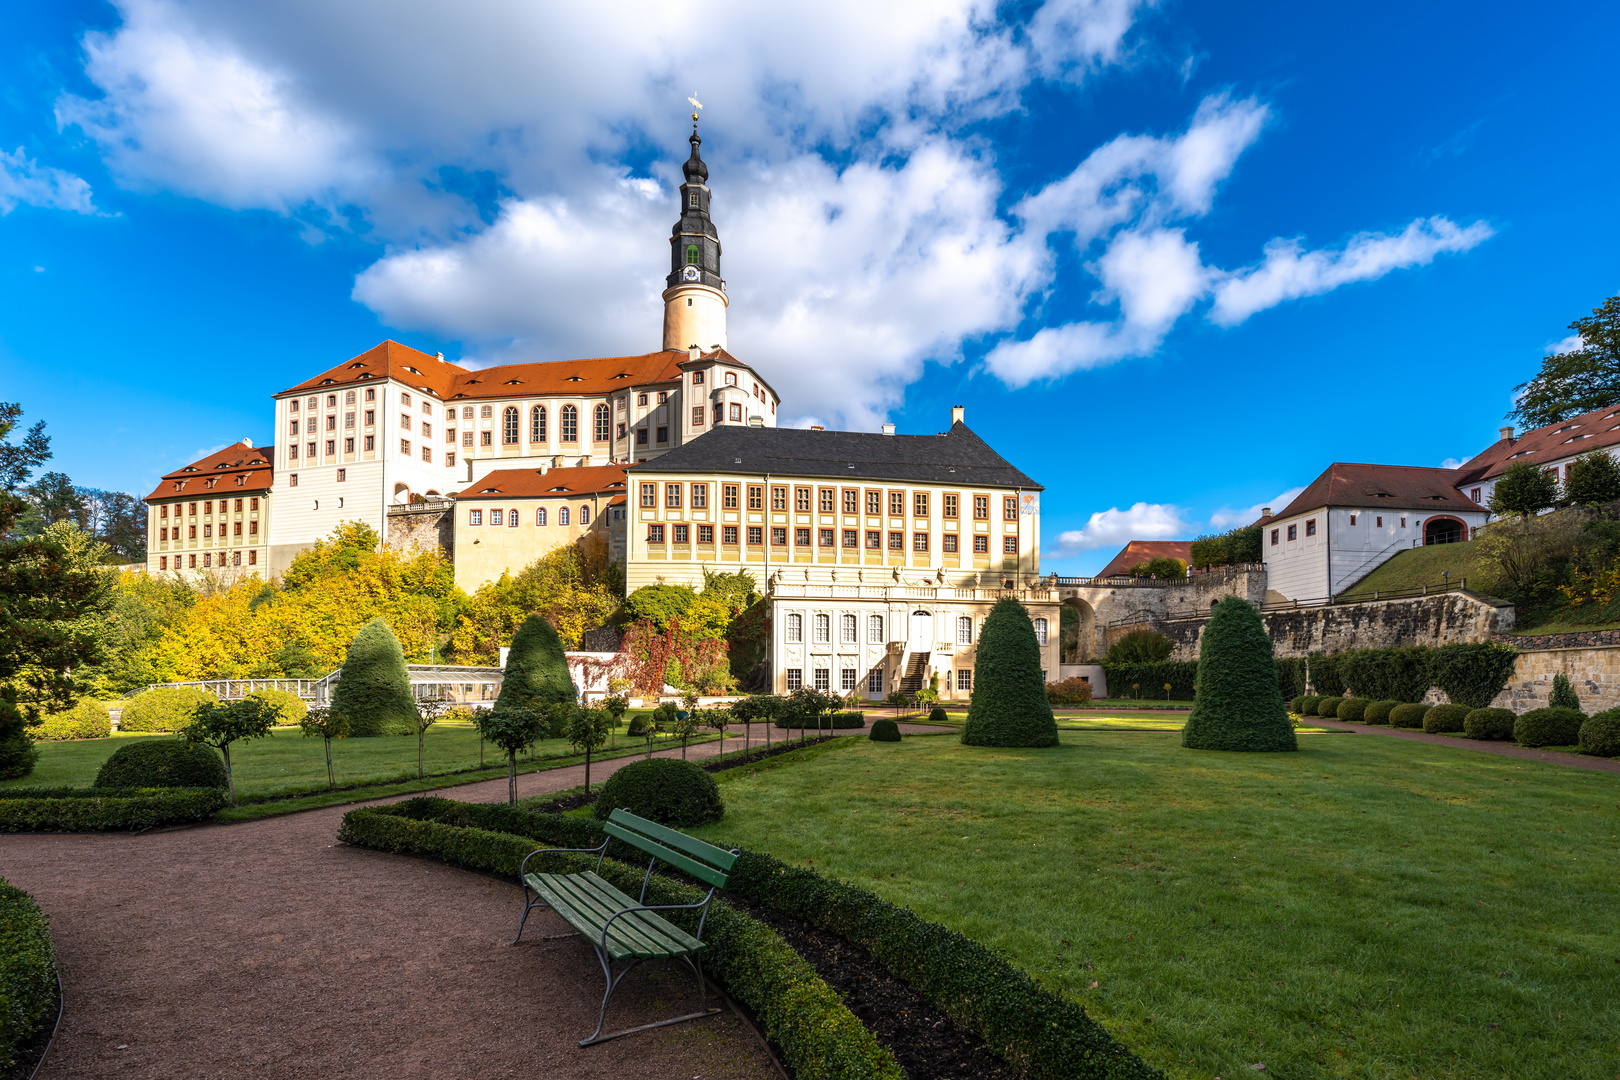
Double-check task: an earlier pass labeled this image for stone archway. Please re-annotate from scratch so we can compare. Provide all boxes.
[1060,597,1097,663]
[1423,515,1466,545]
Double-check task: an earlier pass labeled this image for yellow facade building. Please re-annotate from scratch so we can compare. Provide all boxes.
[452,464,629,592]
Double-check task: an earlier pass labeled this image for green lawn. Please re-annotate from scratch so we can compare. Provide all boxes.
[690,731,1620,1080]
[1340,540,1490,596]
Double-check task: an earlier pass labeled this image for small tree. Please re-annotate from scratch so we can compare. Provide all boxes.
[1487,459,1560,519]
[886,687,910,720]
[1181,597,1297,753]
[298,704,349,789]
[476,705,545,805]
[565,707,611,793]
[1550,672,1582,711]
[705,705,730,748]
[1563,449,1620,507]
[183,696,278,804]
[649,701,678,758]
[785,688,841,741]
[413,700,450,779]
[960,597,1059,748]
[670,706,703,759]
[602,694,629,750]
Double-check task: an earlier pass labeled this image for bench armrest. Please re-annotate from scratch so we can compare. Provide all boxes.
[598,893,716,953]
[520,838,611,880]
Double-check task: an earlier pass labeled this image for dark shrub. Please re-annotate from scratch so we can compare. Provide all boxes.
[1431,643,1518,709]
[773,710,864,730]
[961,598,1058,748]
[1336,698,1369,722]
[625,713,651,737]
[1294,695,1321,716]
[1578,712,1620,757]
[120,686,217,733]
[0,877,56,1074]
[1422,704,1472,733]
[1316,697,1343,717]
[1045,677,1093,705]
[1549,673,1581,711]
[93,738,227,789]
[1182,597,1296,752]
[1100,660,1197,700]
[869,718,902,742]
[591,757,723,826]
[1388,703,1431,729]
[1340,646,1435,703]
[1107,629,1174,663]
[1307,652,1346,698]
[1514,707,1585,748]
[0,701,37,781]
[1463,708,1517,740]
[330,617,418,736]
[927,706,947,725]
[1362,699,1399,724]
[497,614,577,711]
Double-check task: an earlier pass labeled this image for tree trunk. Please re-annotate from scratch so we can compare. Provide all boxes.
[508,750,517,806]
[418,728,425,779]
[223,742,236,806]
[584,747,592,794]
[744,721,750,753]
[681,735,688,760]
[324,735,334,789]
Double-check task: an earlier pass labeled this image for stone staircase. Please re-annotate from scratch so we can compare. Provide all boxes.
[900,651,931,693]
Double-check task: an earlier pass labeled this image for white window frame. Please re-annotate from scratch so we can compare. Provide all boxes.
[786,613,803,643]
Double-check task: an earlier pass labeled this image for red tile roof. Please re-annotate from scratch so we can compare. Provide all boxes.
[279,340,689,401]
[1272,462,1482,519]
[1096,540,1194,578]
[144,441,274,502]
[456,464,631,500]
[1452,404,1620,483]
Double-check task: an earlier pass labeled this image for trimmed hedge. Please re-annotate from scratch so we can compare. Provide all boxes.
[1513,707,1585,748]
[1292,695,1321,716]
[119,686,218,733]
[1463,708,1517,740]
[1045,678,1093,705]
[1362,700,1399,725]
[1306,652,1346,698]
[244,688,307,727]
[338,804,904,1080]
[1102,661,1197,701]
[1431,643,1518,709]
[961,598,1058,748]
[94,738,227,790]
[330,617,418,737]
[1422,704,1473,734]
[0,787,227,832]
[775,711,865,730]
[591,757,723,826]
[869,718,901,742]
[1315,696,1343,718]
[1182,598,1296,753]
[0,878,56,1075]
[1335,698,1369,722]
[1578,712,1620,757]
[34,698,112,741]
[1276,658,1309,703]
[342,799,1161,1080]
[1388,703,1431,729]
[1338,646,1432,703]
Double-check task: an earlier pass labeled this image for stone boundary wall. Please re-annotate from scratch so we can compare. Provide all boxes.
[1496,628,1620,650]
[1456,645,1620,715]
[1161,591,1515,662]
[385,505,454,560]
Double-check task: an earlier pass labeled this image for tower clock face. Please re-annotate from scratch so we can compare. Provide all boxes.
[682,265,700,282]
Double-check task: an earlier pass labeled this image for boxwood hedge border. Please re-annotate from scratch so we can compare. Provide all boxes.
[0,787,228,833]
[0,878,57,1077]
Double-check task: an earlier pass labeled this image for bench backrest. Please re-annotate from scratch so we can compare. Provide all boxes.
[602,808,737,889]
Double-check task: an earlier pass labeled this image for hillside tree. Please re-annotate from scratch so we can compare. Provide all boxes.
[1510,293,1620,428]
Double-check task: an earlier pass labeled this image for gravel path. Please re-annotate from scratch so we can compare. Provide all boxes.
[1,724,949,1080]
[1310,716,1620,773]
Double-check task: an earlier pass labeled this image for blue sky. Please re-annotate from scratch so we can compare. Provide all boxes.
[1,0,1616,573]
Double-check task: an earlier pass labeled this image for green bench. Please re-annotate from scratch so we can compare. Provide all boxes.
[512,808,740,1046]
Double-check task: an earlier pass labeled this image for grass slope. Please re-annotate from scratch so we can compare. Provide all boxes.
[690,732,1619,1080]
[1339,541,1490,596]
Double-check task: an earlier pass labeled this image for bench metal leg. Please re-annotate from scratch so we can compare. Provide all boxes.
[511,890,548,945]
[578,949,720,1047]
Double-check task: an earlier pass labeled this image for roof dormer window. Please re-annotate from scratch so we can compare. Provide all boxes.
[403,365,423,375]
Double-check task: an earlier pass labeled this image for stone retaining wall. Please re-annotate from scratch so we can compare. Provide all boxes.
[1478,646,1620,715]
[385,504,454,560]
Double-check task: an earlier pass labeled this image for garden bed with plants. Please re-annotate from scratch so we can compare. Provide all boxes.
[0,877,57,1080]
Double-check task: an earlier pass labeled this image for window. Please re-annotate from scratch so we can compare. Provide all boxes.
[658,391,668,404]
[250,498,258,511]
[399,392,410,406]
[1287,524,1297,541]
[401,439,411,455]
[943,534,958,553]
[636,428,648,446]
[366,389,376,402]
[594,404,610,442]
[915,492,929,517]
[490,508,503,526]
[972,535,988,553]
[204,501,213,515]
[159,556,167,570]
[867,669,883,694]
[813,614,830,643]
[1033,618,1048,646]
[748,485,763,510]
[1003,536,1019,555]
[723,525,738,544]
[689,190,699,208]
[161,505,169,518]
[400,414,412,432]
[289,475,298,488]
[248,550,257,566]
[813,668,830,692]
[203,553,212,568]
[327,415,337,431]
[771,487,787,510]
[944,494,958,519]
[795,527,811,546]
[617,423,626,439]
[786,668,803,691]
[666,483,682,508]
[536,506,547,526]
[889,531,904,550]
[819,528,835,547]
[507,508,519,528]
[249,521,258,536]
[1471,488,1482,503]
[365,435,376,451]
[469,509,483,525]
[204,524,212,538]
[841,668,857,692]
[973,495,989,519]
[771,526,787,545]
[912,532,928,552]
[1401,517,1407,528]
[691,484,708,509]
[693,406,705,427]
[866,529,881,549]
[290,419,300,436]
[446,452,455,467]
[729,403,743,422]
[365,409,376,426]
[819,488,835,513]
[957,616,972,645]
[725,372,738,387]
[580,505,590,525]
[656,426,668,443]
[337,469,347,482]
[345,438,355,453]
[672,523,688,543]
[326,440,336,456]
[345,413,355,429]
[308,397,319,410]
[957,669,972,692]
[889,491,904,516]
[698,524,713,544]
[1270,528,1279,546]
[560,405,578,442]
[481,405,493,418]
[1305,519,1317,537]
[422,446,432,463]
[648,524,665,543]
[795,487,812,512]
[722,484,739,509]
[562,507,573,526]
[786,613,803,642]
[685,243,700,265]
[841,489,857,514]
[713,403,724,425]
[692,370,704,385]
[746,525,761,544]
[866,490,881,515]
[637,393,648,406]
[1004,496,1018,521]
[531,406,547,442]
[640,483,657,508]
[1350,514,1357,525]
[1376,516,1383,527]
[843,529,858,548]
[307,442,316,457]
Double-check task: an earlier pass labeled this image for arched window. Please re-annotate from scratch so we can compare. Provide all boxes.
[813,614,830,643]
[536,506,547,526]
[507,508,519,528]
[560,404,578,442]
[785,613,803,643]
[1033,617,1048,646]
[593,403,610,442]
[530,405,546,442]
[559,506,570,526]
[685,243,700,265]
[957,616,973,645]
[502,407,519,444]
[579,504,590,525]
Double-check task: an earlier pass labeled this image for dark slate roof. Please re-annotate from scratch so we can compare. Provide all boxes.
[1273,462,1483,518]
[636,422,1043,490]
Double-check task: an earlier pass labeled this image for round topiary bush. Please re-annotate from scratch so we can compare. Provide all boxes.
[35,698,113,741]
[1316,696,1343,718]
[1293,695,1320,716]
[1182,597,1296,753]
[1462,707,1517,740]
[591,757,723,827]
[1422,703,1472,734]
[243,688,307,727]
[93,738,228,789]
[1362,700,1399,725]
[961,598,1058,748]
[625,713,651,737]
[927,706,948,725]
[330,617,419,737]
[1577,712,1620,757]
[120,686,219,733]
[1513,707,1585,748]
[1336,698,1370,722]
[869,718,902,742]
[1388,703,1431,729]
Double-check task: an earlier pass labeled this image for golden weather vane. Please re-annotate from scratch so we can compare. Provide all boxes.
[688,94,702,125]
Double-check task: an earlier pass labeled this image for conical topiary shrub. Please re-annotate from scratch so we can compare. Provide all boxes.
[496,614,577,712]
[960,597,1059,748]
[330,617,418,736]
[1181,597,1297,752]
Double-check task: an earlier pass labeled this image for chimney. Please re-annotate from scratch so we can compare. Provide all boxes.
[539,462,549,475]
[242,437,253,448]
[881,423,895,436]
[1499,425,1515,442]
[810,425,824,431]
[436,351,444,361]
[951,405,964,425]
[1261,507,1271,518]
[688,344,701,362]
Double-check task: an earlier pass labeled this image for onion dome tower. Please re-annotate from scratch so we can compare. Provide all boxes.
[662,114,727,352]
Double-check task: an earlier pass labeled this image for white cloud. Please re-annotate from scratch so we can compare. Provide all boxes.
[0,147,95,215]
[1438,457,1464,470]
[1207,486,1303,529]
[1547,333,1584,355]
[1051,501,1192,554]
[1208,216,1495,326]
